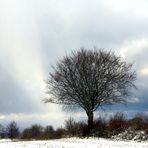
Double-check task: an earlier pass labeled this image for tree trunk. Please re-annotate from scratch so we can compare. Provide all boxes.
[86,111,94,133]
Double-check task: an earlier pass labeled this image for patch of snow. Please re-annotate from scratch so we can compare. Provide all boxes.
[0,139,11,143]
[0,138,148,148]
[112,129,148,142]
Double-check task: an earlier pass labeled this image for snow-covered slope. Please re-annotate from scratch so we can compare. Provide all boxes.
[0,138,148,148]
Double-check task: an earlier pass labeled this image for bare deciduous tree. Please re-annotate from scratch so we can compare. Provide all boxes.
[65,117,77,136]
[7,121,19,139]
[45,48,136,132]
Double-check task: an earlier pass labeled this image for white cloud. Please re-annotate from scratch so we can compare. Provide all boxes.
[140,67,148,76]
[0,115,5,120]
[128,97,140,103]
[0,111,88,128]
[105,0,148,19]
[119,38,148,59]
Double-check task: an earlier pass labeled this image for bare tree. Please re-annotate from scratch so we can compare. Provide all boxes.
[0,124,6,138]
[30,124,43,139]
[43,125,55,139]
[7,121,20,139]
[45,48,136,132]
[65,117,77,136]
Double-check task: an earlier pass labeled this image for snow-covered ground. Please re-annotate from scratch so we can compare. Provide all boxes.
[0,138,148,148]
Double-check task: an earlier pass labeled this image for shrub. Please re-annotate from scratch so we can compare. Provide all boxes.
[21,124,44,140]
[108,112,128,136]
[65,117,77,136]
[128,114,148,130]
[93,117,107,137]
[143,123,148,134]
[77,121,89,137]
[65,118,89,137]
[43,125,55,139]
[21,128,32,140]
[54,128,66,139]
[30,124,44,139]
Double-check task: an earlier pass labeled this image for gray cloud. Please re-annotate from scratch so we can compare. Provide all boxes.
[0,65,43,114]
[0,0,148,128]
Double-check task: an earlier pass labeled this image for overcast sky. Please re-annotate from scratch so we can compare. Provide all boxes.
[0,0,148,129]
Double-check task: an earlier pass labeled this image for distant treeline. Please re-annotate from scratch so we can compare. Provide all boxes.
[1,112,148,140]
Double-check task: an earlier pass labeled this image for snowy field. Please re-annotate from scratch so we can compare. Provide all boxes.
[0,138,148,148]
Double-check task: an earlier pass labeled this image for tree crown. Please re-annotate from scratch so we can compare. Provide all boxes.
[45,48,136,112]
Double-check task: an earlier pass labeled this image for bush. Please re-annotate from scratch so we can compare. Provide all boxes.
[43,125,55,139]
[21,128,32,140]
[143,124,148,134]
[30,124,44,139]
[64,117,89,137]
[128,114,148,130]
[54,128,66,139]
[108,112,128,136]
[76,121,88,137]
[21,124,44,140]
[65,117,77,136]
[92,117,107,137]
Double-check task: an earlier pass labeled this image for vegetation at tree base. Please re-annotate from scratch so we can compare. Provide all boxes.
[1,113,148,140]
[108,112,128,136]
[65,117,77,136]
[44,48,136,133]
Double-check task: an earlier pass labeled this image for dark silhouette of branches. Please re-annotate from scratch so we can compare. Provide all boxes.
[45,48,136,133]
[7,121,20,139]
